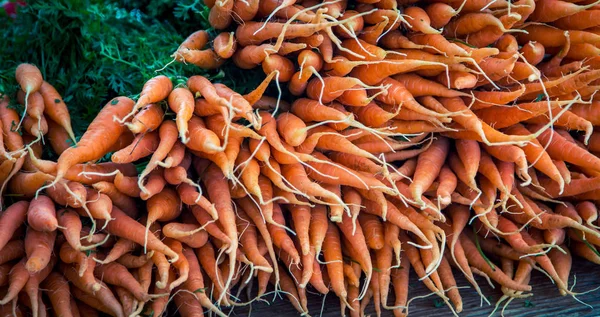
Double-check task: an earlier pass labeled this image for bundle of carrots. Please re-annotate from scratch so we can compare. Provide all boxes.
[3,0,600,316]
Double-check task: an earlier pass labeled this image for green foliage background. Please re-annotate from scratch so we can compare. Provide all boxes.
[0,0,263,136]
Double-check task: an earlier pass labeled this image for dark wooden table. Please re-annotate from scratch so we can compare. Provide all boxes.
[223,259,600,317]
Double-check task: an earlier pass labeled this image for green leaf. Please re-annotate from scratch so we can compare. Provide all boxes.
[524,300,535,308]
[583,237,600,258]
[534,93,545,102]
[194,287,206,293]
[472,227,496,271]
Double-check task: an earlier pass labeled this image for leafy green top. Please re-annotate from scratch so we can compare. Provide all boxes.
[0,0,262,137]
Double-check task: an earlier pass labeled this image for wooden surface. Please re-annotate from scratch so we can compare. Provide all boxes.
[224,259,600,317]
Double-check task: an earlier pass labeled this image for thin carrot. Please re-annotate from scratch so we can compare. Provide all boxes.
[24,227,56,273]
[27,195,59,232]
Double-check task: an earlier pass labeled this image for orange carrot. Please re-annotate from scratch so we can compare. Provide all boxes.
[53,97,134,187]
[104,207,177,262]
[529,0,600,22]
[27,195,58,232]
[201,163,237,301]
[15,64,43,130]
[0,259,29,305]
[410,137,450,205]
[0,201,28,251]
[168,87,195,144]
[94,262,148,302]
[125,103,163,134]
[43,272,74,317]
[24,227,56,273]
[39,81,76,142]
[324,222,350,306]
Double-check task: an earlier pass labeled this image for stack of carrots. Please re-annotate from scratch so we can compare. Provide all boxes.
[3,0,600,316]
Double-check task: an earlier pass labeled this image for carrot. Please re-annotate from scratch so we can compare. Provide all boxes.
[464,228,529,263]
[113,171,141,198]
[526,109,593,144]
[426,2,464,29]
[173,290,204,317]
[392,73,466,98]
[232,0,258,21]
[570,102,600,126]
[374,225,395,309]
[410,137,449,206]
[212,32,237,59]
[0,201,28,251]
[167,87,195,144]
[576,201,599,229]
[138,121,177,191]
[494,34,518,53]
[519,41,545,66]
[358,213,385,250]
[530,0,600,22]
[554,9,600,30]
[94,262,148,302]
[196,242,230,305]
[201,164,237,301]
[351,59,445,86]
[438,255,462,312]
[92,182,138,218]
[189,205,227,245]
[144,187,181,250]
[179,248,224,316]
[52,97,134,189]
[403,6,440,34]
[0,259,29,305]
[441,97,541,146]
[70,279,124,317]
[93,238,135,266]
[306,153,394,195]
[44,117,70,155]
[16,90,44,125]
[459,234,531,292]
[475,99,572,130]
[104,207,177,262]
[8,171,54,198]
[530,124,600,173]
[281,163,347,219]
[39,81,76,142]
[23,252,52,317]
[276,112,310,146]
[0,240,24,266]
[124,76,173,124]
[269,204,301,264]
[444,12,519,37]
[15,64,43,130]
[24,227,56,273]
[236,208,272,272]
[43,272,74,317]
[125,103,163,134]
[22,115,48,139]
[113,286,135,316]
[391,255,410,316]
[465,13,523,48]
[323,222,350,306]
[27,195,59,232]
[111,130,159,163]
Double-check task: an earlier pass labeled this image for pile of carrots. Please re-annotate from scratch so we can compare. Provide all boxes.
[3,0,600,316]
